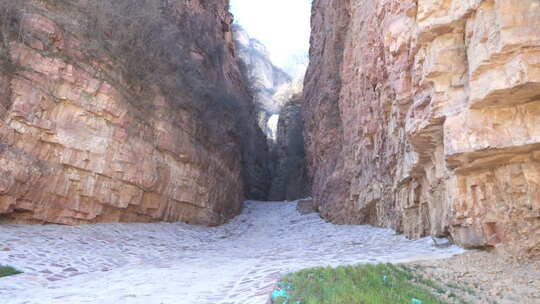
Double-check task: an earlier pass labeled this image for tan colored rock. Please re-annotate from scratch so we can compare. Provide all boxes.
[0,1,267,225]
[304,0,540,256]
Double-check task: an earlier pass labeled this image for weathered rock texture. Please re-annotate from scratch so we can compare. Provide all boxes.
[233,26,311,201]
[269,79,310,201]
[0,0,268,225]
[233,25,291,140]
[304,0,540,256]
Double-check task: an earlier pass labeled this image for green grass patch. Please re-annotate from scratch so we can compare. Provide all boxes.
[0,265,21,278]
[272,263,451,304]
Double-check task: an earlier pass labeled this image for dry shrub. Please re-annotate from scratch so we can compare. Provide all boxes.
[0,0,237,113]
[0,1,271,198]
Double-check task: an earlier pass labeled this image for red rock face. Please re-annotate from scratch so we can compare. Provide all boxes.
[304,0,540,256]
[0,1,266,225]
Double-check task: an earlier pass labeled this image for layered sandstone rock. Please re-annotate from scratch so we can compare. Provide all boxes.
[304,0,540,256]
[0,0,268,225]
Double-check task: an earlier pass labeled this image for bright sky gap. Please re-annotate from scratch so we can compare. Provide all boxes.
[230,0,312,75]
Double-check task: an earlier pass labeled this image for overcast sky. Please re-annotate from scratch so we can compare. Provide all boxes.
[230,0,312,74]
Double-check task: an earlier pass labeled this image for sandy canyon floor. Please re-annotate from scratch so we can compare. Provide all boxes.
[1,201,471,304]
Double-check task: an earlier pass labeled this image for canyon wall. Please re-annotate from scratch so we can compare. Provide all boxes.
[304,0,540,256]
[233,25,291,140]
[0,0,268,225]
[233,26,310,201]
[269,79,310,201]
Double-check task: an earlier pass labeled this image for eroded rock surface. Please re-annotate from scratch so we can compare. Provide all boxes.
[233,27,310,201]
[233,25,291,140]
[0,1,268,225]
[269,82,310,201]
[304,0,540,256]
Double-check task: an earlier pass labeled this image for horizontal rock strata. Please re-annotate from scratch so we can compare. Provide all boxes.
[0,0,267,225]
[304,0,540,256]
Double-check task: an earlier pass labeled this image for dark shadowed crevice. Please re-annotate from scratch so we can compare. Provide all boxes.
[268,92,311,201]
[232,25,311,201]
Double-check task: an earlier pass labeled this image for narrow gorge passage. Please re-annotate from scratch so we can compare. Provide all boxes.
[1,0,539,303]
[0,201,464,304]
[0,2,469,303]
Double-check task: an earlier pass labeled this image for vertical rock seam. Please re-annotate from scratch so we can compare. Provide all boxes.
[0,0,268,225]
[269,80,311,201]
[304,0,540,257]
[232,25,293,199]
[233,25,311,201]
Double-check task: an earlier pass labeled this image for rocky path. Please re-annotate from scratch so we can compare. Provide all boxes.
[0,201,464,304]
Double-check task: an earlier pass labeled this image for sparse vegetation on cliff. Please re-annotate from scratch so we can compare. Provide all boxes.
[0,0,271,220]
[0,0,237,113]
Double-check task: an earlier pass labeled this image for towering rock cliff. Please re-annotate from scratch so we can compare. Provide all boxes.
[233,25,291,140]
[304,0,540,256]
[0,0,268,225]
[269,78,310,201]
[233,26,310,201]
